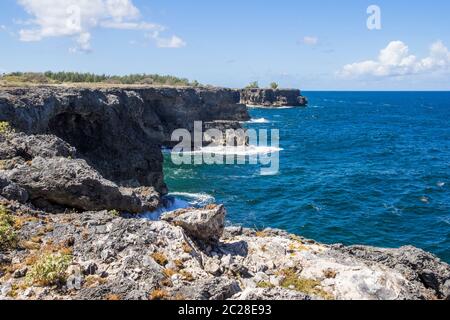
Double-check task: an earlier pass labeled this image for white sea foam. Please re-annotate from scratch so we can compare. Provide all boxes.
[169,192,216,207]
[246,105,293,110]
[247,118,270,124]
[276,106,294,109]
[437,182,446,187]
[180,145,283,156]
[142,192,215,220]
[246,104,264,108]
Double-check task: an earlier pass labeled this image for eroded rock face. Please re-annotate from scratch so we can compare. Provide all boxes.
[161,205,226,242]
[0,86,250,193]
[1,86,448,301]
[0,208,449,301]
[0,132,77,161]
[334,245,450,299]
[233,288,313,300]
[5,157,158,213]
[240,89,308,107]
[0,175,28,204]
[0,133,159,213]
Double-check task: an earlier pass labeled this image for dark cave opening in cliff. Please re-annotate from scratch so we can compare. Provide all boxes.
[48,112,104,154]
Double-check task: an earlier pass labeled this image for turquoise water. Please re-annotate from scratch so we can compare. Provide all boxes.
[163,92,450,263]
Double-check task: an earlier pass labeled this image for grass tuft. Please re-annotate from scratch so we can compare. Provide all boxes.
[257,281,275,289]
[0,205,17,250]
[151,252,168,266]
[280,268,333,300]
[0,121,14,135]
[149,289,169,300]
[26,251,72,286]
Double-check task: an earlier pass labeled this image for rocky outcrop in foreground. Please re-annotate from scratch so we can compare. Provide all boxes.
[0,133,159,213]
[240,88,308,107]
[0,202,449,300]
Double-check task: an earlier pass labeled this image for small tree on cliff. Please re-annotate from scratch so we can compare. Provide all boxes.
[270,82,279,90]
[246,81,259,89]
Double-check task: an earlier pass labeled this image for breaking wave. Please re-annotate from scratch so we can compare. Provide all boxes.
[179,145,282,156]
[169,192,216,207]
[247,118,270,123]
[142,192,215,220]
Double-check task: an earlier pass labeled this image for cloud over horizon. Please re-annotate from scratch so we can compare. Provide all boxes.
[146,31,186,49]
[16,0,186,52]
[339,40,450,78]
[302,36,319,46]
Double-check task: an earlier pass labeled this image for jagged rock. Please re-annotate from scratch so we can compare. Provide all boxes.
[0,174,28,203]
[240,88,308,107]
[67,275,83,291]
[4,156,158,213]
[82,262,98,276]
[161,205,226,242]
[170,278,241,300]
[335,245,450,299]
[0,132,76,161]
[0,210,449,300]
[232,288,313,300]
[0,87,250,193]
[442,280,450,299]
[204,258,222,276]
[1,132,160,212]
[13,267,27,279]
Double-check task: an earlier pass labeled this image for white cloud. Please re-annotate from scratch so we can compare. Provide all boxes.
[156,35,186,49]
[0,25,6,30]
[146,31,186,49]
[303,36,318,46]
[339,40,450,78]
[69,32,92,53]
[16,0,185,52]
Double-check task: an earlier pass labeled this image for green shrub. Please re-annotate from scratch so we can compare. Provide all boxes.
[26,252,72,286]
[246,81,259,89]
[1,72,201,87]
[270,82,279,89]
[257,281,275,289]
[0,121,14,135]
[109,209,120,217]
[280,268,333,300]
[0,205,17,250]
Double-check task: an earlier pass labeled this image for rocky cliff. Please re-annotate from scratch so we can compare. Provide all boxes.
[0,86,250,198]
[240,88,308,107]
[1,86,449,301]
[0,202,449,300]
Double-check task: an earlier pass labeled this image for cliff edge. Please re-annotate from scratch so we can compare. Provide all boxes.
[0,86,250,199]
[1,86,449,301]
[240,88,308,107]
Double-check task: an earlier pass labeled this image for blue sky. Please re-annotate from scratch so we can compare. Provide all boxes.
[0,0,449,90]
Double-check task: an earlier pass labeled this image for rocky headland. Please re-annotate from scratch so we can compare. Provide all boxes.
[240,88,308,107]
[0,86,449,301]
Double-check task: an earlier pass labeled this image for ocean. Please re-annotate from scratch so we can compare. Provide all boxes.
[162,92,450,263]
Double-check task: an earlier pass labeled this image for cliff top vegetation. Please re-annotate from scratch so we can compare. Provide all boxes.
[0,72,201,88]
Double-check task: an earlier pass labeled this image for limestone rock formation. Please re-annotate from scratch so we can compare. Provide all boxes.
[6,156,159,213]
[161,205,226,242]
[0,132,159,213]
[0,208,449,301]
[1,86,449,301]
[0,86,250,194]
[240,88,308,107]
[0,175,28,204]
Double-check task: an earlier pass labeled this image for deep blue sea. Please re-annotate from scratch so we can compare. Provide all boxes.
[163,92,450,263]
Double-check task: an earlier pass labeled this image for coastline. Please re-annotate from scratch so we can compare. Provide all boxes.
[1,86,449,300]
